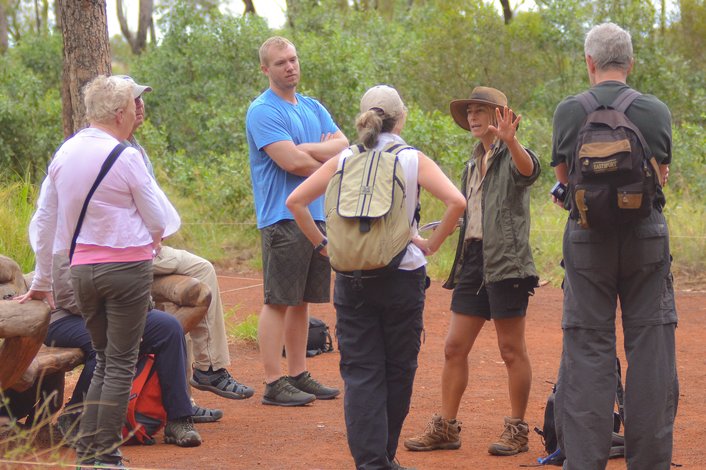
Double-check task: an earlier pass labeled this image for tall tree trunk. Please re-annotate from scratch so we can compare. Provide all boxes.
[116,0,152,55]
[0,1,8,54]
[286,0,298,29]
[499,0,512,24]
[149,15,155,44]
[34,0,41,32]
[58,0,111,137]
[54,0,62,31]
[41,0,49,34]
[659,0,666,34]
[243,0,256,14]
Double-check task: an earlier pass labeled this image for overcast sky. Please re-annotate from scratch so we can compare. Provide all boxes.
[106,0,288,36]
[106,1,679,39]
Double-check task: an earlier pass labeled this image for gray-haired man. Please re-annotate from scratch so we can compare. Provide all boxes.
[551,23,677,469]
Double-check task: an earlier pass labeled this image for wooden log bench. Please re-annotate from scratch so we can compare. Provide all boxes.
[0,255,211,422]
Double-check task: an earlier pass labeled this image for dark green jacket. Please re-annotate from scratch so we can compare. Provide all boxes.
[443,141,541,289]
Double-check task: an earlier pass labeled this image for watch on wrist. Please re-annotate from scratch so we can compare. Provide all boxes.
[314,238,328,253]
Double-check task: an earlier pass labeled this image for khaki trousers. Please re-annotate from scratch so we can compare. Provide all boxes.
[153,246,231,371]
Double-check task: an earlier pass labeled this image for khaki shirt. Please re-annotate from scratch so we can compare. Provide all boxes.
[464,147,496,241]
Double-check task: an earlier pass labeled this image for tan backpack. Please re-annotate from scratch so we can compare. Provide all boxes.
[325,143,414,274]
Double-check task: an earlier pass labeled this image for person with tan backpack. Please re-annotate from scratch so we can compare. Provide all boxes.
[286,85,465,470]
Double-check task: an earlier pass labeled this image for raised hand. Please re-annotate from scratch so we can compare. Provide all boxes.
[488,106,522,145]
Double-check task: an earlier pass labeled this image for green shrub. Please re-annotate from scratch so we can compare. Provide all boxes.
[0,179,37,272]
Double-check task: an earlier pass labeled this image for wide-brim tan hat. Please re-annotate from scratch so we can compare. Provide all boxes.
[449,86,514,131]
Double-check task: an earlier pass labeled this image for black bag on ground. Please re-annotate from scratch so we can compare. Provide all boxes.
[306,317,334,357]
[283,317,334,358]
[534,358,625,465]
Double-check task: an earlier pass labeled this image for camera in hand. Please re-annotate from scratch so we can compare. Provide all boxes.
[550,181,567,202]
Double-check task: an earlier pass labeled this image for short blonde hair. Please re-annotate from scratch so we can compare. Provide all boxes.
[83,75,133,125]
[259,36,295,66]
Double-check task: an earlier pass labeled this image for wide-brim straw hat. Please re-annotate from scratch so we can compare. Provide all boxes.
[449,86,515,131]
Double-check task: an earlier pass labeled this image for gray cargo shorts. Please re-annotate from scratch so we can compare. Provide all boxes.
[261,220,331,306]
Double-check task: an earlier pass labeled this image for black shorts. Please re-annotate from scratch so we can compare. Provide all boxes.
[450,240,535,320]
[261,220,331,306]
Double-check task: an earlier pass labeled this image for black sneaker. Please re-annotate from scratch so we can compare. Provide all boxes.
[288,371,340,400]
[190,367,254,400]
[262,377,316,407]
[164,417,202,447]
[191,404,224,423]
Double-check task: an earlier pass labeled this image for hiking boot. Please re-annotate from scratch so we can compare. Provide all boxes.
[191,404,224,423]
[262,376,316,406]
[403,414,461,451]
[164,417,202,447]
[488,416,529,456]
[190,367,254,400]
[287,371,340,400]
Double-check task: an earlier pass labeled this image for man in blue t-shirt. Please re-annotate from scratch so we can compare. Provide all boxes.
[246,36,348,406]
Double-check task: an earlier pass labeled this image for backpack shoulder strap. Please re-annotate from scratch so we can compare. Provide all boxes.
[576,91,601,115]
[131,354,156,394]
[611,88,641,114]
[348,144,366,156]
[383,142,415,155]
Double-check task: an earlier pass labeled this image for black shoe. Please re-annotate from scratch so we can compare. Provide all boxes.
[190,367,254,399]
[262,377,316,407]
[391,458,417,470]
[288,371,340,400]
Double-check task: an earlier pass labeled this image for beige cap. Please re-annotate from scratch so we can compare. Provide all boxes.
[114,74,153,99]
[360,85,405,118]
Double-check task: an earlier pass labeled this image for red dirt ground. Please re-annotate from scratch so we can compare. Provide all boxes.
[45,271,706,469]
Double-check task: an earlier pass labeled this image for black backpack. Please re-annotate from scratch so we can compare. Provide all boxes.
[568,89,661,230]
[306,317,334,357]
[534,358,625,466]
[283,317,334,358]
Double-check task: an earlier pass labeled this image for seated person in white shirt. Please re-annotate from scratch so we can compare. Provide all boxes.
[117,75,254,402]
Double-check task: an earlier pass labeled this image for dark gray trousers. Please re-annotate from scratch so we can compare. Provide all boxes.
[556,211,678,470]
[70,260,152,464]
[335,267,426,470]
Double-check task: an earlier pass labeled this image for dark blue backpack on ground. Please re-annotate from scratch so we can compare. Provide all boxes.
[533,358,625,466]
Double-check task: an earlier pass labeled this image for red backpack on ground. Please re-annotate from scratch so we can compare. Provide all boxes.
[122,354,167,445]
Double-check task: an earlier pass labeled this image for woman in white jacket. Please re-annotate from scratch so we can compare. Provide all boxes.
[17,75,166,469]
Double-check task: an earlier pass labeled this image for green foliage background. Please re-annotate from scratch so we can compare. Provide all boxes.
[1,0,704,282]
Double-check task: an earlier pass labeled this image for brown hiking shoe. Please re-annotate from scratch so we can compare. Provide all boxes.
[488,416,529,456]
[403,414,461,451]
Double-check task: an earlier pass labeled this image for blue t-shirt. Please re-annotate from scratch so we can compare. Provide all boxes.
[246,89,339,229]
